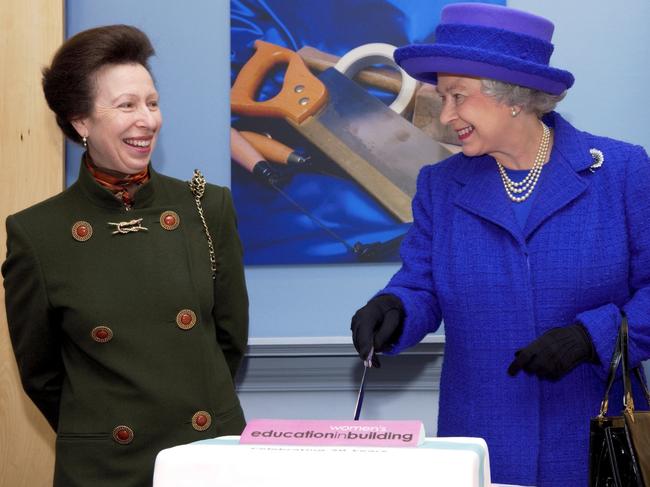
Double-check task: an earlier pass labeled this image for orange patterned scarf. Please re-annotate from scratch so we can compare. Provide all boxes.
[84,154,150,208]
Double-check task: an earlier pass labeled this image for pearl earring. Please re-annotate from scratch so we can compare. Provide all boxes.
[511,107,518,117]
[82,136,87,149]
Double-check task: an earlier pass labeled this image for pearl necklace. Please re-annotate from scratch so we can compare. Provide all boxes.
[496,121,550,203]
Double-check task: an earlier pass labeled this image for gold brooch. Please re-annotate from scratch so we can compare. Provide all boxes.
[108,218,148,235]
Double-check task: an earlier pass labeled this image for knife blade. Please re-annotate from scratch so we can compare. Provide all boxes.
[353,347,374,421]
[231,40,452,223]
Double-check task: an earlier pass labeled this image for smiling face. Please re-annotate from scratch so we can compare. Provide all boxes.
[71,63,162,174]
[436,74,514,159]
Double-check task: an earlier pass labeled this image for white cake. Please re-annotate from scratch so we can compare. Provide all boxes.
[153,436,491,487]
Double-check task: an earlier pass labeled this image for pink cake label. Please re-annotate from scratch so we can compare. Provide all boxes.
[240,419,424,447]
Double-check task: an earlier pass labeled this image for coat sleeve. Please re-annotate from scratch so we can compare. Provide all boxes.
[380,167,443,354]
[577,145,650,373]
[2,215,62,430]
[211,188,249,380]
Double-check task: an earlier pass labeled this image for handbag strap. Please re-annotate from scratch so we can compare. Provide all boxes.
[620,314,635,416]
[188,169,217,280]
[621,314,650,415]
[597,312,650,419]
[598,326,622,419]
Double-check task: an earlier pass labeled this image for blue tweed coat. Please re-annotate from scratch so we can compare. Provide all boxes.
[380,112,650,487]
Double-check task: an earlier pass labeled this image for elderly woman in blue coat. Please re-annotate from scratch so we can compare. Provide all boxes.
[350,3,650,487]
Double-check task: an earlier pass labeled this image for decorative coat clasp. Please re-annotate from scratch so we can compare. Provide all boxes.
[108,218,148,235]
[589,148,604,173]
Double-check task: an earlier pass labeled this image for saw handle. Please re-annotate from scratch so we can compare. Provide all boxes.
[231,127,288,185]
[231,40,328,124]
[239,131,308,165]
[230,128,263,173]
[240,131,290,164]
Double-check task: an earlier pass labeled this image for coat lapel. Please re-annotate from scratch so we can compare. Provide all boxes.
[453,155,524,245]
[522,152,587,239]
[523,113,592,239]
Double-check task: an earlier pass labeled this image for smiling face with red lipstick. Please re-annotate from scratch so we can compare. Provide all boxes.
[436,74,519,161]
[72,63,162,174]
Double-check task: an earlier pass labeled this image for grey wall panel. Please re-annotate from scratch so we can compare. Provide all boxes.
[235,339,444,435]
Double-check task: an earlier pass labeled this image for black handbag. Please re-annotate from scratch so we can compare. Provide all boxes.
[589,314,650,487]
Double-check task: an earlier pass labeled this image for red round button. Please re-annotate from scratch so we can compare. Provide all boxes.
[91,326,113,343]
[160,211,180,230]
[176,309,196,330]
[112,425,134,444]
[192,411,211,431]
[72,221,93,242]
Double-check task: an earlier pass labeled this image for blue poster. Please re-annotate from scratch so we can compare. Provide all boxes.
[230,0,504,265]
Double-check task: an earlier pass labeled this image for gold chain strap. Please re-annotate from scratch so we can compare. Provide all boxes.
[189,169,217,279]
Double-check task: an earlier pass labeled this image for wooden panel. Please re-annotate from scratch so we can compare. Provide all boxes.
[0,1,64,485]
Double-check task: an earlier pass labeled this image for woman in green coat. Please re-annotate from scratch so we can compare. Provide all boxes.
[2,25,248,486]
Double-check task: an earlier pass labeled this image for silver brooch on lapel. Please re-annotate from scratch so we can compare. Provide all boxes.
[589,148,604,173]
[108,218,148,235]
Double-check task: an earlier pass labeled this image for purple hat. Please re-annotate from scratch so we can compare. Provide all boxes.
[394,3,574,94]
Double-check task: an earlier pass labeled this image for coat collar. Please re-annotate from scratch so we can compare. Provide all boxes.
[76,154,158,210]
[452,112,591,244]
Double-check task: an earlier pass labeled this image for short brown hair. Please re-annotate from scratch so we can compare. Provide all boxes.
[42,25,155,143]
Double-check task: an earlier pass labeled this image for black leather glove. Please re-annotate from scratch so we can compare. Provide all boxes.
[507,323,596,380]
[351,294,405,367]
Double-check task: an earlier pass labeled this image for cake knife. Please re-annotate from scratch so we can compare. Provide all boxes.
[353,347,374,420]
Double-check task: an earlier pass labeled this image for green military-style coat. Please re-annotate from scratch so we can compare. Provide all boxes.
[2,162,248,486]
